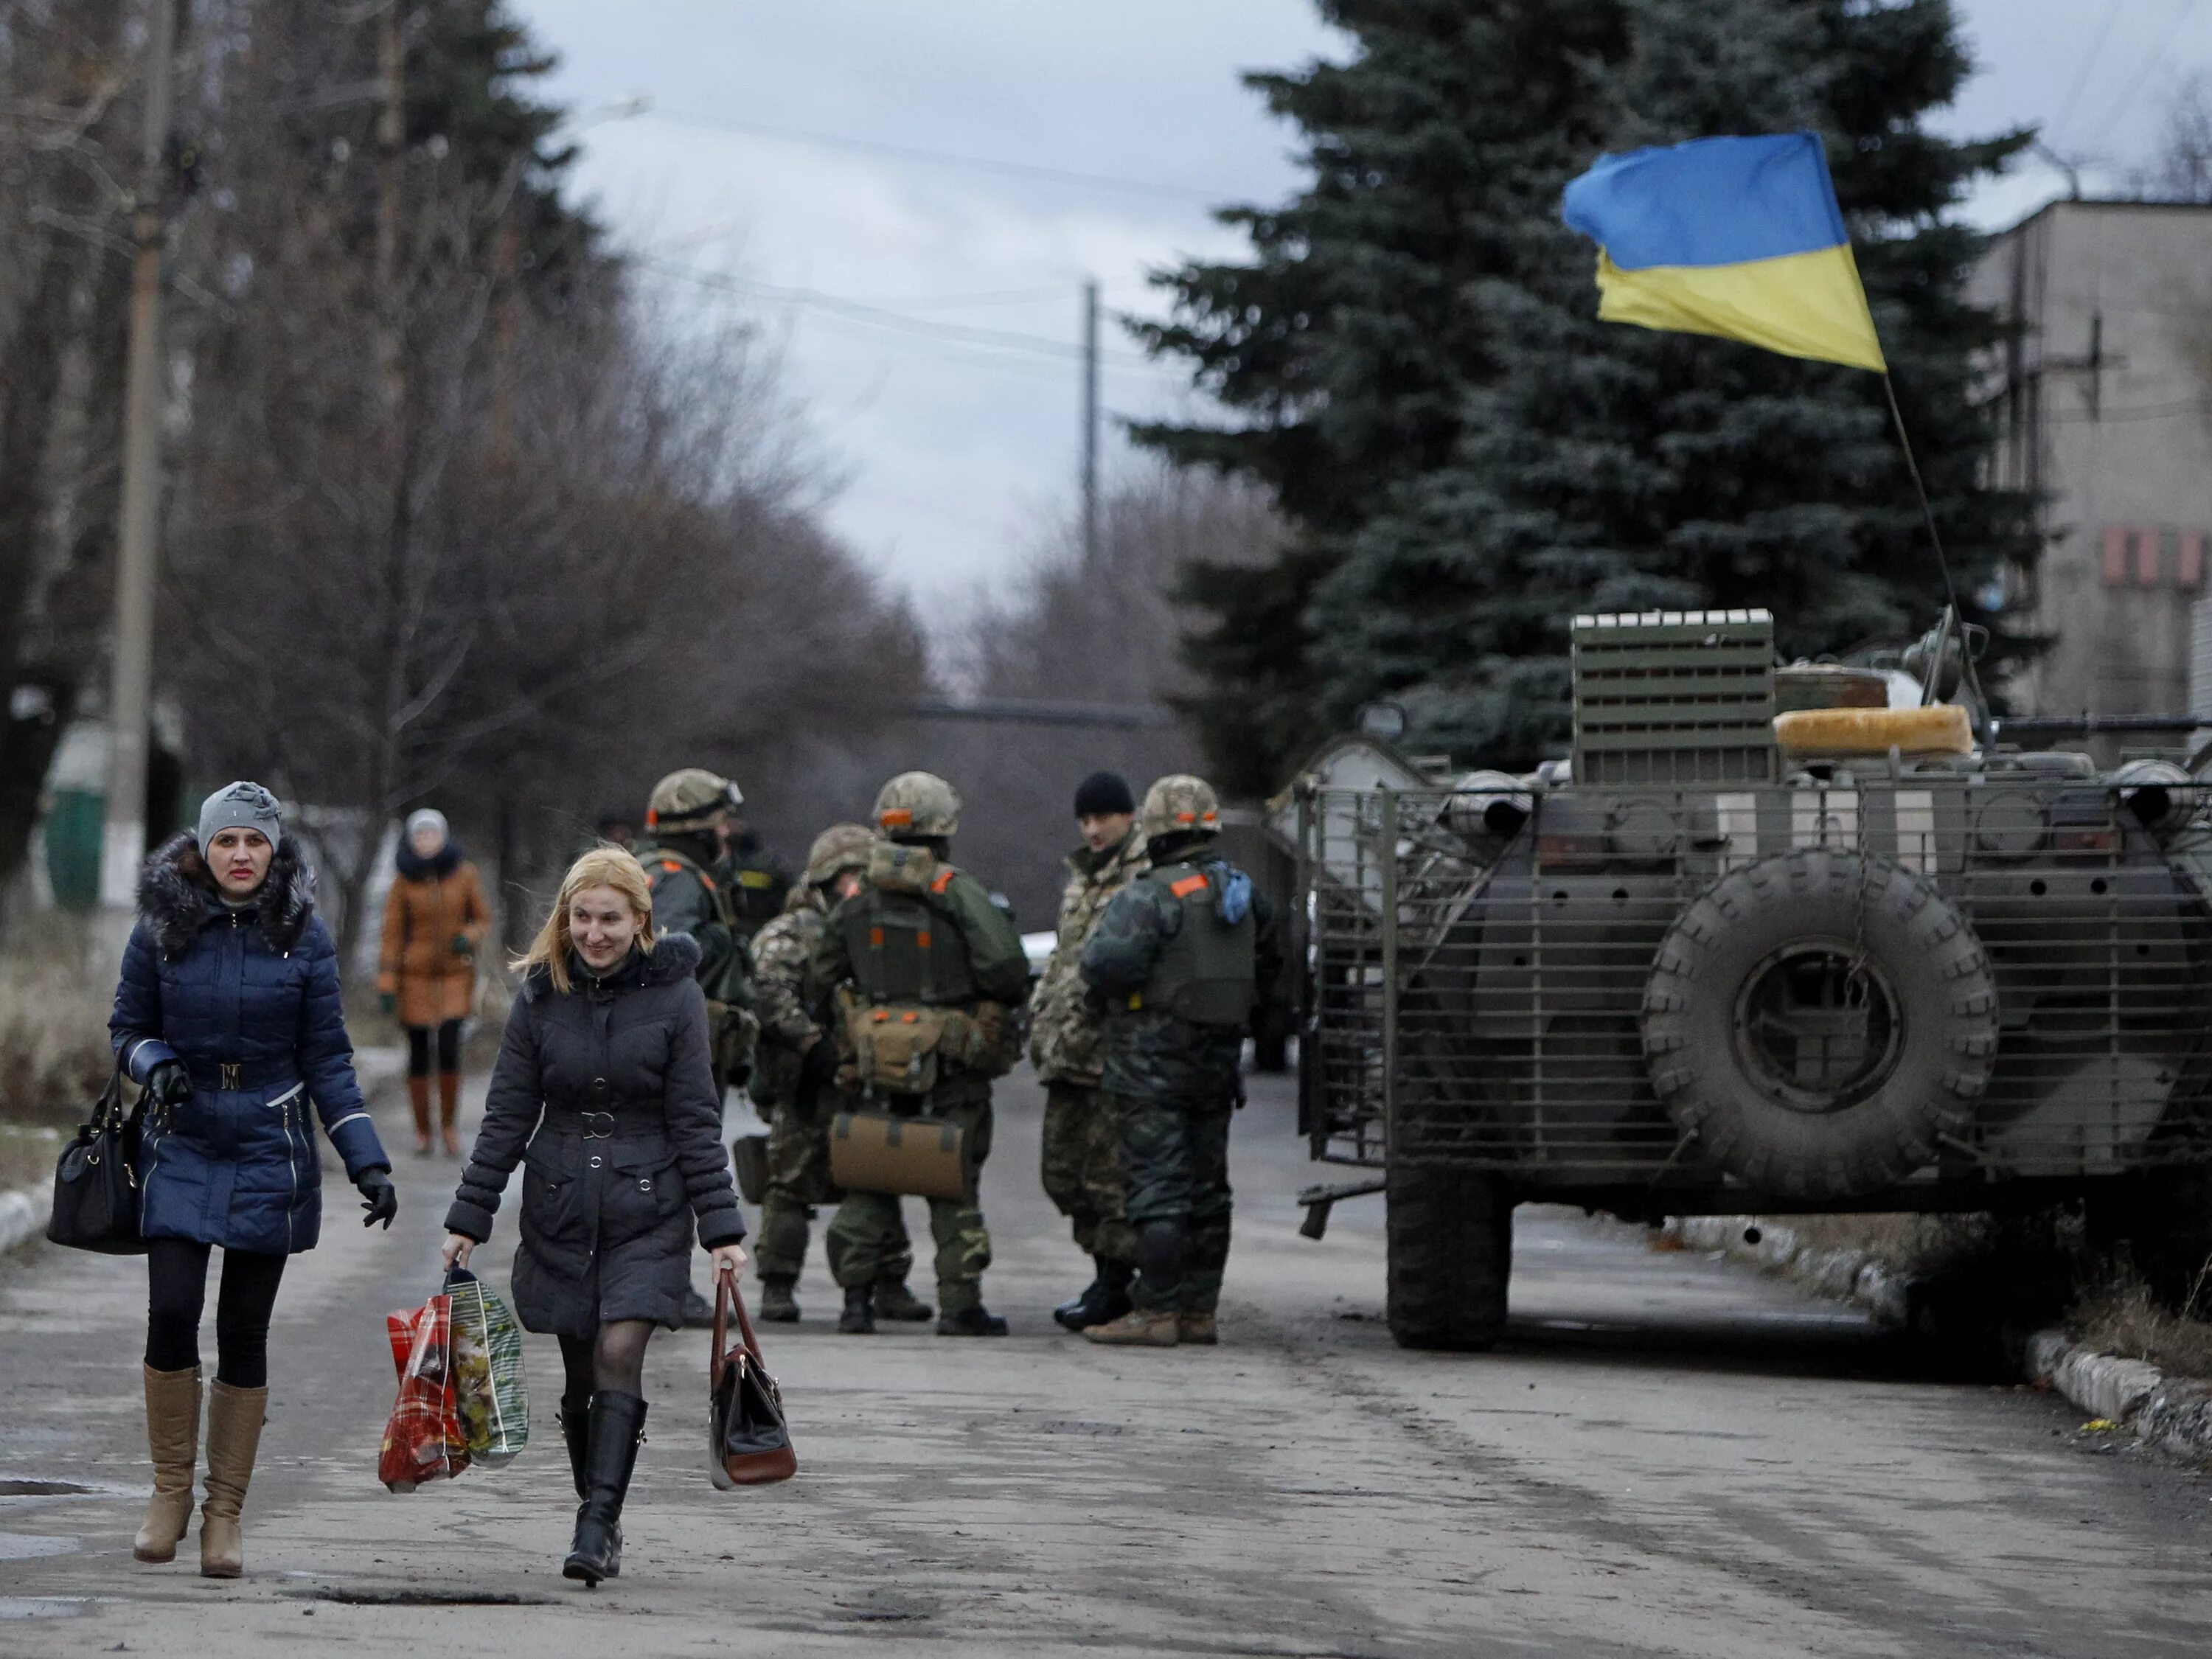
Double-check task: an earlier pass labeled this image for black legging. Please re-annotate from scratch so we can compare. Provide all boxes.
[556,1321,653,1411]
[406,1018,464,1077]
[145,1238,287,1388]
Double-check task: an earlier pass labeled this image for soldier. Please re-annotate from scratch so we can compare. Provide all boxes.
[717,812,795,947]
[748,822,931,1326]
[811,771,1029,1336]
[1029,771,1149,1329]
[1079,775,1280,1349]
[635,767,754,1329]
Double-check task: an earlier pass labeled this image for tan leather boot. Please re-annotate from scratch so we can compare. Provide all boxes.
[437,1071,463,1156]
[199,1381,266,1579]
[1177,1312,1218,1346]
[407,1076,432,1155]
[1082,1307,1180,1347]
[133,1364,201,1562]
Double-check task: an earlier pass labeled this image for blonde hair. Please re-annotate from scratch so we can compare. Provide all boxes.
[517,845,657,995]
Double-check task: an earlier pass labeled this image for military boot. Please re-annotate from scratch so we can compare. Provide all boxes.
[874,1278,933,1321]
[936,1304,1009,1337]
[198,1381,266,1578]
[838,1284,877,1335]
[563,1391,647,1587]
[678,1281,716,1329]
[759,1276,801,1324]
[1178,1311,1219,1346]
[1084,1307,1180,1347]
[133,1364,201,1563]
[1053,1256,1133,1331]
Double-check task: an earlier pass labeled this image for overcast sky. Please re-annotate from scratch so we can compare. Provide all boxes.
[512,1,2212,602]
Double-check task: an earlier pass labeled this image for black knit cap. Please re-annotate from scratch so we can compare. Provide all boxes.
[1072,770,1136,818]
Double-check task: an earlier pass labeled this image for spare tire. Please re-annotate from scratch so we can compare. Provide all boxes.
[1641,849,1998,1200]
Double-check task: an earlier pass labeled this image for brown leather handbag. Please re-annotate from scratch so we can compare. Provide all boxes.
[708,1274,796,1488]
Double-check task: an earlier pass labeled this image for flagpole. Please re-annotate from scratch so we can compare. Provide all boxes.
[1880,371,1988,712]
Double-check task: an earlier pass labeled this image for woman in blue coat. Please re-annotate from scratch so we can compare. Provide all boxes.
[111,782,397,1580]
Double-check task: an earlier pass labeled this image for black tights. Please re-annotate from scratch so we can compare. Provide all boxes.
[406,1018,464,1077]
[145,1238,287,1388]
[557,1320,653,1411]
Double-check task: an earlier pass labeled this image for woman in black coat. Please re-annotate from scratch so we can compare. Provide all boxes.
[442,845,745,1586]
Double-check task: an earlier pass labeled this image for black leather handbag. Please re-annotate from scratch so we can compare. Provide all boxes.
[46,1064,145,1255]
[707,1274,796,1487]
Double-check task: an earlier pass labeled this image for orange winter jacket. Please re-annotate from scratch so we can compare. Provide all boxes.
[377,847,491,1026]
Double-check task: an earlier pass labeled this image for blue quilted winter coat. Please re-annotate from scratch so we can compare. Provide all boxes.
[111,832,389,1256]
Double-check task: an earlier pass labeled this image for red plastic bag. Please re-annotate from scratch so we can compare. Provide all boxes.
[378,1292,472,1492]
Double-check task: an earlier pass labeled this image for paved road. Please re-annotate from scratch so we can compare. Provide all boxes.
[1,1066,2207,1658]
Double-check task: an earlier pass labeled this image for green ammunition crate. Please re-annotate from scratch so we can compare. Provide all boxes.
[1571,610,1778,785]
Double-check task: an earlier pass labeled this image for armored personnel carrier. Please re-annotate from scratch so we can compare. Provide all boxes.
[1289,608,2212,1349]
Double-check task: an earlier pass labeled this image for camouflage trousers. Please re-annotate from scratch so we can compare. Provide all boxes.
[1114,1091,1234,1314]
[1039,1081,1137,1262]
[753,1082,912,1285]
[827,1082,994,1315]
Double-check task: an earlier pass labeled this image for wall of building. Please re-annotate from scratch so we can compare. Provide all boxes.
[1972,201,2212,719]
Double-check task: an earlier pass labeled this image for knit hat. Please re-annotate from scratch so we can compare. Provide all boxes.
[196,782,282,852]
[1072,771,1136,818]
[406,808,449,844]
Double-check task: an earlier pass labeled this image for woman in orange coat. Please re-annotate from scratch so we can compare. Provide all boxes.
[378,810,491,1155]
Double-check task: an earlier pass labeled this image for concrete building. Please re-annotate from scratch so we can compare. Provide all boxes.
[1972,199,2212,719]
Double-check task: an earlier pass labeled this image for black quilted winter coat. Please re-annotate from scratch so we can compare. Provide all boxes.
[445,935,743,1336]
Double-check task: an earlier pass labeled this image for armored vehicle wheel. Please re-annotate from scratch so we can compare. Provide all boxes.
[1641,849,1998,1202]
[1385,1166,1511,1350]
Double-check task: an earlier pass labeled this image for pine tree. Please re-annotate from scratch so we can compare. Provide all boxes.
[1140,0,2037,783]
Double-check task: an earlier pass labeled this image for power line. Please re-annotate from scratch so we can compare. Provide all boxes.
[2051,1,2124,145]
[641,257,1180,378]
[2084,0,2203,151]
[636,106,1231,204]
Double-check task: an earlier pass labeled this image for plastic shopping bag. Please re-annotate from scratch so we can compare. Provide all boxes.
[445,1267,529,1466]
[378,1290,472,1492]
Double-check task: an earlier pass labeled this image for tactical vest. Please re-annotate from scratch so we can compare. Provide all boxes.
[1133,861,1256,1029]
[643,845,738,931]
[832,843,979,1009]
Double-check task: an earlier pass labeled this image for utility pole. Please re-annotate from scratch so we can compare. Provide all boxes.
[1081,277,1099,567]
[99,0,179,913]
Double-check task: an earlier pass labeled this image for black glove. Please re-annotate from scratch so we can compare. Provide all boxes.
[146,1061,194,1108]
[799,1037,839,1095]
[356,1168,398,1230]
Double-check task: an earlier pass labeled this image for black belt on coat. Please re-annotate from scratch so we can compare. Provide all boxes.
[185,1060,303,1093]
[538,1105,668,1141]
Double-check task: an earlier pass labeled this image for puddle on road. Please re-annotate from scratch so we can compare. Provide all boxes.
[287,1587,557,1607]
[0,1534,78,1560]
[0,1597,92,1619]
[0,1480,97,1497]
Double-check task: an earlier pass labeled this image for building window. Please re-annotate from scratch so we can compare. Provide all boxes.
[2103,524,2129,585]
[2135,527,2163,587]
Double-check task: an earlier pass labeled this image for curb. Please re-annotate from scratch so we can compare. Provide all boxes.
[1663,1213,2212,1464]
[0,1182,52,1261]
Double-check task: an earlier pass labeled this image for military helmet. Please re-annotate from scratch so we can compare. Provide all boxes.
[805,822,877,886]
[872,771,960,839]
[647,767,742,832]
[1140,773,1222,843]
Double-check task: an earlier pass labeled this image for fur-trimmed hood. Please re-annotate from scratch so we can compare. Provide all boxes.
[139,830,316,959]
[394,837,465,881]
[522,931,702,1001]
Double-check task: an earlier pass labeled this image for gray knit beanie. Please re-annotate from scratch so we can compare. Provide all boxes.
[196,781,282,852]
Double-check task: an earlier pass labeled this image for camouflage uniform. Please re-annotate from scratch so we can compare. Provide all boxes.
[1082,779,1281,1328]
[748,883,912,1287]
[1029,827,1148,1262]
[810,775,1029,1324]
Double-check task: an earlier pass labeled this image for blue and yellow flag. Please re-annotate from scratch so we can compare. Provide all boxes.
[1560,132,1885,373]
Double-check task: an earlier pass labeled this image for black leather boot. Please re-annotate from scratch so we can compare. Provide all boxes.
[936,1304,1009,1337]
[563,1391,647,1587]
[559,1394,591,1500]
[838,1284,877,1335]
[1052,1260,1107,1330]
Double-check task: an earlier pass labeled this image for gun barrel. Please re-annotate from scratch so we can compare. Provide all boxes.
[1994,714,2209,739]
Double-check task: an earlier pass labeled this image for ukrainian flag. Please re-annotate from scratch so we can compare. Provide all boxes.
[1560,132,1886,373]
